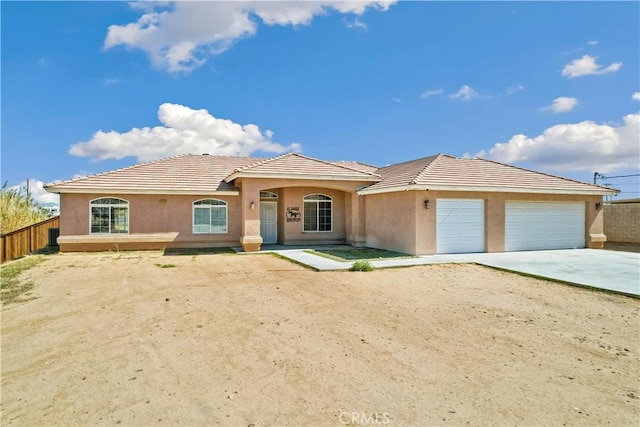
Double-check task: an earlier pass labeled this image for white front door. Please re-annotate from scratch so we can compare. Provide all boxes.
[436,199,485,254]
[260,202,277,244]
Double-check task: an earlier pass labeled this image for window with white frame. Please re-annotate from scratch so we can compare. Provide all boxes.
[303,194,332,232]
[193,199,228,234]
[90,198,129,234]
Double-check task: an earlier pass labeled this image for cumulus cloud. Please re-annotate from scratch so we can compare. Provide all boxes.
[474,113,640,173]
[420,89,444,99]
[633,92,640,101]
[11,180,60,206]
[541,97,579,113]
[69,103,302,162]
[562,55,622,78]
[449,85,478,101]
[104,1,396,73]
[505,85,524,95]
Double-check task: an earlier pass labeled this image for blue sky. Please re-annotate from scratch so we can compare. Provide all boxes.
[2,1,639,205]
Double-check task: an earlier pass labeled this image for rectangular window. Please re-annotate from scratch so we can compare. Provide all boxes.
[193,199,228,234]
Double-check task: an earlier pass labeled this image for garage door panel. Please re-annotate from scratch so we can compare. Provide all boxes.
[505,201,585,251]
[437,199,485,254]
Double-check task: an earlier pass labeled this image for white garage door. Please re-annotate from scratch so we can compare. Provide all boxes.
[505,201,585,251]
[436,199,485,254]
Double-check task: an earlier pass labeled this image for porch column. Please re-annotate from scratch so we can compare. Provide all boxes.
[347,193,366,247]
[240,180,263,252]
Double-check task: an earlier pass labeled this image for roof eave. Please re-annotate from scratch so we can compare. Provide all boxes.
[224,172,381,183]
[357,184,618,196]
[44,187,240,196]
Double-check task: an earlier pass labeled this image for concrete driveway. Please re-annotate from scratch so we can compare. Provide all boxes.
[437,249,640,297]
[268,248,640,297]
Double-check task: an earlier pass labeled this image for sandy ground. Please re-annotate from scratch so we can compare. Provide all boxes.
[1,251,638,426]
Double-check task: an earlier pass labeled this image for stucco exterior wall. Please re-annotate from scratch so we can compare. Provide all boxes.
[59,193,243,250]
[364,191,418,254]
[604,204,640,243]
[363,190,604,255]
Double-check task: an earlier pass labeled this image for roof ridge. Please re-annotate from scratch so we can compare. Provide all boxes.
[232,152,381,178]
[231,152,290,173]
[44,154,191,188]
[410,153,447,184]
[477,157,616,191]
[293,153,381,177]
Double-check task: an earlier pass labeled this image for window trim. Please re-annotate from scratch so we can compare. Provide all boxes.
[192,198,228,234]
[303,193,333,233]
[89,197,130,235]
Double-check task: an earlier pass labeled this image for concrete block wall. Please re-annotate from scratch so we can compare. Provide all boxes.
[604,204,640,243]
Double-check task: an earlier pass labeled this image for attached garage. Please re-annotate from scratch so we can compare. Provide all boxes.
[505,201,585,251]
[436,199,485,254]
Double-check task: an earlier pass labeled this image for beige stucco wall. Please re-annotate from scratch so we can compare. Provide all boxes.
[363,190,604,255]
[59,193,243,250]
[604,204,640,243]
[57,177,371,251]
[364,191,419,254]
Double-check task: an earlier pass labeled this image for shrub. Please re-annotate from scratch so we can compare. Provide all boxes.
[0,182,49,234]
[350,260,374,272]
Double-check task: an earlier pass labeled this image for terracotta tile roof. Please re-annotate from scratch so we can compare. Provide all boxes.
[45,152,615,196]
[224,153,381,181]
[45,154,261,194]
[329,160,379,174]
[362,153,616,194]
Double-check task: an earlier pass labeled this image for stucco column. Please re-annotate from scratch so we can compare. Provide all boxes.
[239,180,263,252]
[347,193,367,247]
[587,199,606,249]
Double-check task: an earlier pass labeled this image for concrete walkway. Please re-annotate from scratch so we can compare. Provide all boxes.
[242,246,640,297]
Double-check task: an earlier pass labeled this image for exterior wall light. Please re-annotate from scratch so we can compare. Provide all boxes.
[424,199,431,209]
[595,202,602,210]
[250,201,256,210]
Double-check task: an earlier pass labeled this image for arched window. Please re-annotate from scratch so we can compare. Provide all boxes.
[90,198,129,234]
[260,191,278,199]
[193,199,228,234]
[303,194,332,232]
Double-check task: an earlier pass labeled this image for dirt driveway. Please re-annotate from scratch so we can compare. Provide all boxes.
[1,252,638,426]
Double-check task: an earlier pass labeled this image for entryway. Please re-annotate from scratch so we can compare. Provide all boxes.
[260,201,277,244]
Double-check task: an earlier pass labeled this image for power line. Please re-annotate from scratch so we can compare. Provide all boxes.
[602,173,640,180]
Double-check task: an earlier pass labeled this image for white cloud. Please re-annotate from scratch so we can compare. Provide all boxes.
[505,85,524,95]
[562,55,622,78]
[69,103,302,162]
[449,85,478,101]
[475,113,640,173]
[587,40,599,46]
[11,180,60,206]
[420,89,444,99]
[633,92,640,101]
[104,1,396,73]
[344,16,368,30]
[541,97,579,113]
[104,78,120,85]
[391,97,402,103]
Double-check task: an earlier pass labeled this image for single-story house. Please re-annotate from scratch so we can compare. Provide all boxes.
[44,153,618,255]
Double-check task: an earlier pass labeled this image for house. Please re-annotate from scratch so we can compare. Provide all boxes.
[44,153,617,255]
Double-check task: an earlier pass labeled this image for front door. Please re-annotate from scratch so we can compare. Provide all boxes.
[260,201,277,244]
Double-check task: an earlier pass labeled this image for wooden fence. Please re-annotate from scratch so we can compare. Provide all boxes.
[1,216,60,263]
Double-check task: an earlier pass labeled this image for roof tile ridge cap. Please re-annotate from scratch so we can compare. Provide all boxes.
[292,153,381,177]
[331,160,379,169]
[410,153,445,185]
[45,154,189,187]
[231,153,291,173]
[477,157,614,190]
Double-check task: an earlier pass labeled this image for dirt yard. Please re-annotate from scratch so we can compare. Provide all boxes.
[1,251,638,426]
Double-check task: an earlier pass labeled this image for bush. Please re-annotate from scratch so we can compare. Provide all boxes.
[0,182,49,234]
[350,260,374,272]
